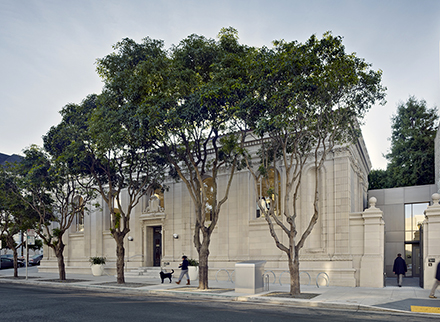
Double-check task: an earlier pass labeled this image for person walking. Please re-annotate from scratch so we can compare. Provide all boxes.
[176,255,190,285]
[429,261,440,298]
[393,253,407,287]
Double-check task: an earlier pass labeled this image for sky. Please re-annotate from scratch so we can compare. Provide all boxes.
[1,0,439,169]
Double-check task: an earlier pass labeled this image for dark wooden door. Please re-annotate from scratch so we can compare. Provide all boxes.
[153,226,162,267]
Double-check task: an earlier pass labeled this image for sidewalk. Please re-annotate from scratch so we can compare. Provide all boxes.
[1,267,439,316]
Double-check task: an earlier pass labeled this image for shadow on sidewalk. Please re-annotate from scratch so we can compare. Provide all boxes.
[385,277,420,287]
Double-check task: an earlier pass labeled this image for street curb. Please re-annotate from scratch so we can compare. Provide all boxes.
[0,277,436,316]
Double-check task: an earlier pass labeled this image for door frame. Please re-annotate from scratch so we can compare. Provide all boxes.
[152,226,162,267]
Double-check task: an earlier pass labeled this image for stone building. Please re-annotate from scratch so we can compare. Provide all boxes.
[39,134,389,288]
[367,129,440,289]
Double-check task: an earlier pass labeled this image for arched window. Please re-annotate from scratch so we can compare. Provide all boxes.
[202,177,215,221]
[256,168,281,218]
[152,186,164,209]
[73,195,84,232]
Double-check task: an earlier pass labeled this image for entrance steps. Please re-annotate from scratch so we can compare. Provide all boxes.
[123,266,165,279]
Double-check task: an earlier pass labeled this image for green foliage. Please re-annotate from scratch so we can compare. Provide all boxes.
[52,228,62,238]
[188,258,199,266]
[5,28,385,289]
[113,211,121,230]
[240,31,386,296]
[368,169,392,190]
[383,96,438,188]
[0,162,41,256]
[28,239,43,251]
[89,256,106,265]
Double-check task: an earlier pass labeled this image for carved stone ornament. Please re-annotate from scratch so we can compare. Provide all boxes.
[145,194,164,213]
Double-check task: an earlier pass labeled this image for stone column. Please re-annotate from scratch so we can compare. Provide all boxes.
[359,197,385,287]
[423,193,440,289]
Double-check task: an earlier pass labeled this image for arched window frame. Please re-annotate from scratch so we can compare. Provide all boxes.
[256,167,281,218]
[73,195,84,232]
[152,186,165,210]
[202,177,215,222]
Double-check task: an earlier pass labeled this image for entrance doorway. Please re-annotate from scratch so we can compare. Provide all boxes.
[403,202,426,281]
[153,226,162,267]
[405,243,421,277]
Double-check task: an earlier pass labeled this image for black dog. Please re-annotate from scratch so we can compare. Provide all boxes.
[160,269,174,283]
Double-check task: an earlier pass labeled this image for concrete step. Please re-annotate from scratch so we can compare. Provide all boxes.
[123,267,167,278]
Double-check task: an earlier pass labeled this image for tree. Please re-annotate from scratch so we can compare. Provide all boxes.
[94,28,250,289]
[383,96,438,187]
[368,169,392,189]
[0,165,38,277]
[12,145,96,280]
[151,29,250,289]
[244,32,386,296]
[45,90,167,283]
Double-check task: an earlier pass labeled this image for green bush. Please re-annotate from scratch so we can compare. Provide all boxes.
[89,256,106,265]
[188,258,199,266]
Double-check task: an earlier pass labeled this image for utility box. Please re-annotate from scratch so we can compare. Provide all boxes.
[235,260,266,294]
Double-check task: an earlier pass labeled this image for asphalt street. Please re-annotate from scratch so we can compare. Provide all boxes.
[1,282,439,322]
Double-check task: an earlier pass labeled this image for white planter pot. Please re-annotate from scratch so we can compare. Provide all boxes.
[91,264,105,276]
[188,266,198,281]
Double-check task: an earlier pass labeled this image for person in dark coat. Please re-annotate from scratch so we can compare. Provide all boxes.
[175,255,190,285]
[429,261,440,298]
[393,253,407,287]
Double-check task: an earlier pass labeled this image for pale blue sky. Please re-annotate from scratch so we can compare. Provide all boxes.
[1,0,439,169]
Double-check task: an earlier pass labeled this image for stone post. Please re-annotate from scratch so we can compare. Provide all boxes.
[423,193,440,289]
[359,197,385,287]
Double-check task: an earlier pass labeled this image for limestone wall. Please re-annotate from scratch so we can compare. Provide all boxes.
[423,193,440,289]
[39,139,380,287]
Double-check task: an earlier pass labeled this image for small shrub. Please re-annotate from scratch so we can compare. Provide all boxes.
[89,256,106,265]
[188,258,199,266]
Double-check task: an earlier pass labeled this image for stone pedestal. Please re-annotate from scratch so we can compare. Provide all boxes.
[359,197,385,288]
[235,260,266,294]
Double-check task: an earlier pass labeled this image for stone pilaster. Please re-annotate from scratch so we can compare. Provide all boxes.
[359,197,385,287]
[423,193,440,289]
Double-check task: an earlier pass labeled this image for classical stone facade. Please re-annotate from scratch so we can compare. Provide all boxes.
[39,136,388,287]
[423,193,440,289]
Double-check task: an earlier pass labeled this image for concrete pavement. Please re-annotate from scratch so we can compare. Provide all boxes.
[1,267,439,316]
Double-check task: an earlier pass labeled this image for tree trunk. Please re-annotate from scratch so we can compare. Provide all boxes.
[115,234,125,284]
[197,239,210,290]
[7,237,19,277]
[55,248,66,280]
[289,251,301,296]
[6,237,19,278]
[13,249,18,278]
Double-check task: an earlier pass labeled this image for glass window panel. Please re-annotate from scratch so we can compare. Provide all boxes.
[412,203,428,216]
[202,177,215,221]
[404,203,427,241]
[405,231,413,241]
[405,244,412,276]
[404,204,412,231]
[256,168,281,217]
[413,214,425,229]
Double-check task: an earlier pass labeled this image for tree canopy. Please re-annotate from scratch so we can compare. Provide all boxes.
[1,28,387,292]
[369,96,438,189]
[111,27,252,289]
[243,32,386,295]
[10,145,96,280]
[0,163,39,277]
[44,42,169,283]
